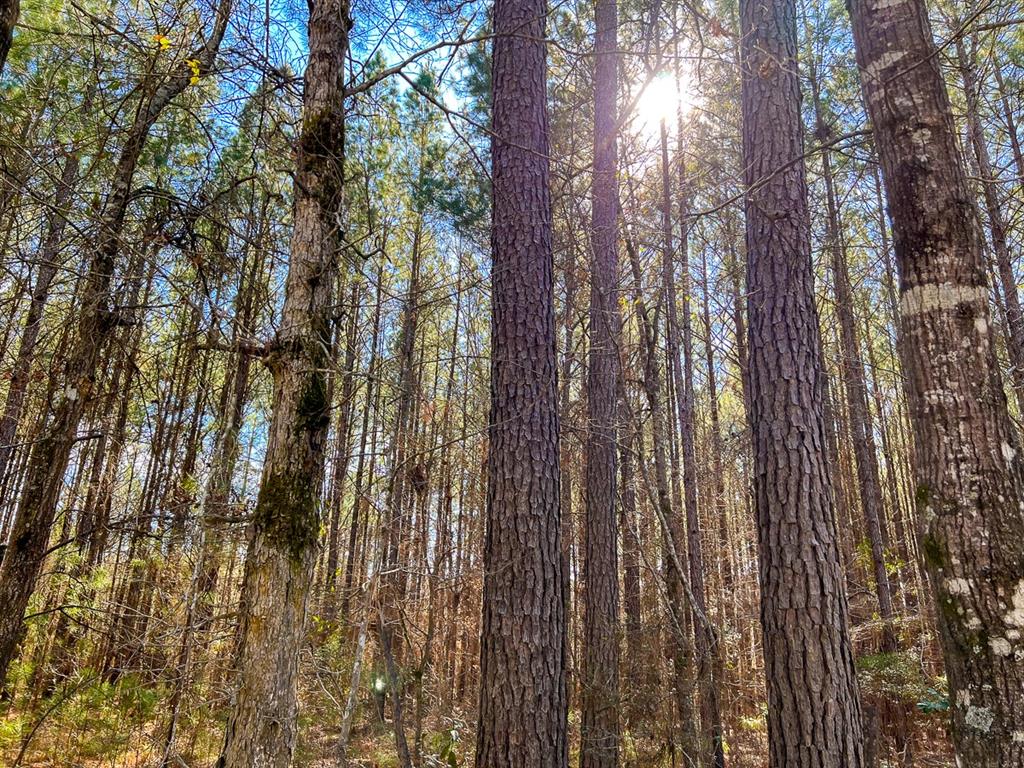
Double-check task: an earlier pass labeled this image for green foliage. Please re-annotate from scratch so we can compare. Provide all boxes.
[428,723,464,767]
[856,651,944,705]
[738,711,767,732]
[916,688,951,715]
[0,675,163,761]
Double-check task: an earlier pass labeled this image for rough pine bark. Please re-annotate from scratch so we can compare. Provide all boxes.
[0,0,16,72]
[474,0,568,761]
[580,0,620,762]
[739,0,866,763]
[216,0,348,764]
[847,0,1024,762]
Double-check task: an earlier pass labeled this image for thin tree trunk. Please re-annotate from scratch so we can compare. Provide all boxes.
[956,36,1024,410]
[699,246,729,768]
[992,55,1024,187]
[341,262,384,621]
[622,225,699,765]
[674,138,724,768]
[581,0,620,761]
[336,588,371,767]
[324,278,362,621]
[0,0,16,73]
[0,142,83,491]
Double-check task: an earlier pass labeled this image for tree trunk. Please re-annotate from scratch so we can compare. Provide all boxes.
[323,278,362,621]
[739,0,866,763]
[992,56,1024,190]
[217,0,347,763]
[847,0,1024,762]
[674,145,724,768]
[699,246,729,768]
[581,0,620,762]
[618,372,642,728]
[474,0,568,761]
[0,0,16,73]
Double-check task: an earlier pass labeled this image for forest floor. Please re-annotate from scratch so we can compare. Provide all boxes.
[0,682,954,768]
[0,630,955,767]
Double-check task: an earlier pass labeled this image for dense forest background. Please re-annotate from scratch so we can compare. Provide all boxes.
[0,0,1021,763]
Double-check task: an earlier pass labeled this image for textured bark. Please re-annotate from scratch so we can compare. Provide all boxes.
[0,1,231,687]
[474,0,568,761]
[217,0,347,763]
[739,0,866,763]
[847,0,1024,762]
[580,0,620,762]
[0,0,16,73]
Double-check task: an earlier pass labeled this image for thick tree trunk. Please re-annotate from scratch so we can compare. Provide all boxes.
[847,0,1024,762]
[581,0,620,762]
[474,0,568,761]
[739,0,866,763]
[216,0,346,763]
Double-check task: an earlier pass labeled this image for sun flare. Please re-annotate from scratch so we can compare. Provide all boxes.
[633,73,699,134]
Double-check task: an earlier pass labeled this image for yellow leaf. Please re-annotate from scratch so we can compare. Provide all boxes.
[186,58,201,85]
[152,33,171,51]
